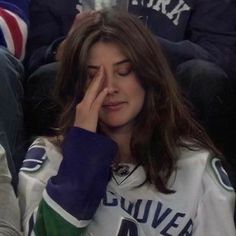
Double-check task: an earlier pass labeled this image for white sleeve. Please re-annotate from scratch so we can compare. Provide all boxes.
[18,171,45,236]
[193,158,235,236]
[17,138,62,236]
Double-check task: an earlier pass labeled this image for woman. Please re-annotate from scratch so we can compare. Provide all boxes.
[18,10,235,236]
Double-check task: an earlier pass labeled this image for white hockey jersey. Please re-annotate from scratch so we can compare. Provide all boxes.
[18,128,236,236]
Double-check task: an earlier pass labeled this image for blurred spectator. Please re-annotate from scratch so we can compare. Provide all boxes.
[0,0,30,174]
[0,144,21,236]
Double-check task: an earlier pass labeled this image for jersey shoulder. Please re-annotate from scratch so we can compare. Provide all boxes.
[20,137,62,183]
[206,155,234,193]
[178,146,234,193]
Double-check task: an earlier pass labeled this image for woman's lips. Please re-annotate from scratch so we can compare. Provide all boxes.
[102,102,126,111]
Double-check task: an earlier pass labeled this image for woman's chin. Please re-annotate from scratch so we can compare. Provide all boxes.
[99,120,133,133]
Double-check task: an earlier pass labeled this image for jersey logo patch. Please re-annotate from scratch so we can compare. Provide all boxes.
[20,144,47,172]
[211,158,234,191]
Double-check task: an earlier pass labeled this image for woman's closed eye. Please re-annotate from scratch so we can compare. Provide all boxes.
[117,65,133,76]
[87,63,133,79]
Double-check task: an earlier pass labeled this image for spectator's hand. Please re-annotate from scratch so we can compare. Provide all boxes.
[56,11,96,60]
[74,66,108,132]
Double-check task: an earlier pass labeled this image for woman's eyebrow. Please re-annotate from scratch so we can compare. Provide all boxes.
[114,59,130,66]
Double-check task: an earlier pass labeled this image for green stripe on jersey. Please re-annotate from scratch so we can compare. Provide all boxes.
[34,199,87,236]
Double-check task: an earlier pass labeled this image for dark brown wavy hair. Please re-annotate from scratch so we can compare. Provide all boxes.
[54,10,220,193]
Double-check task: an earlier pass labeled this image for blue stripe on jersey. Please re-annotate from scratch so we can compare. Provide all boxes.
[21,147,47,172]
[212,158,234,191]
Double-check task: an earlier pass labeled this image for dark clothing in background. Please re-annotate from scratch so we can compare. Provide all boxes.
[26,0,236,75]
[0,47,26,184]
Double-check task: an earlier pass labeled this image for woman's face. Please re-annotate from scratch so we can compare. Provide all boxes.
[86,41,145,132]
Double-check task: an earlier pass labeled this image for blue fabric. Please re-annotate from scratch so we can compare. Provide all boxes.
[46,127,118,220]
[21,147,47,171]
[0,0,30,23]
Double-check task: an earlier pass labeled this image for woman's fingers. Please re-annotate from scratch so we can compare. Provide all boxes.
[92,87,108,113]
[83,66,105,106]
[73,66,107,132]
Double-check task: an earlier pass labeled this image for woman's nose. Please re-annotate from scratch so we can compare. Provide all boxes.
[103,73,118,94]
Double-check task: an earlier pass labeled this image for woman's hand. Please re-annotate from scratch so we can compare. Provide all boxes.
[74,66,108,132]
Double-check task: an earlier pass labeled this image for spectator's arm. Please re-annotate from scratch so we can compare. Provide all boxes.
[193,158,235,235]
[36,128,117,235]
[26,0,66,72]
[156,36,214,69]
[18,129,117,236]
[0,145,21,236]
[157,0,236,71]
